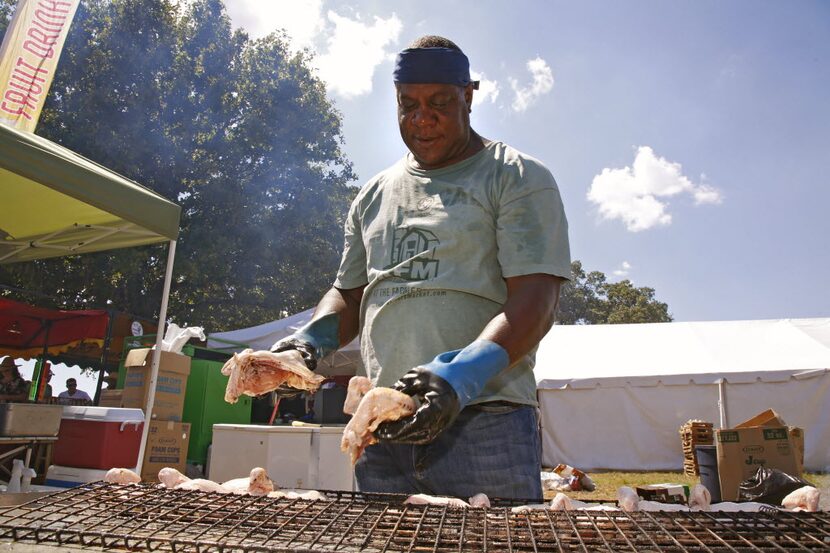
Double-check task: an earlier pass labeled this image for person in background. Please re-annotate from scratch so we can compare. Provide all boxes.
[267,35,570,500]
[0,357,31,402]
[58,378,92,404]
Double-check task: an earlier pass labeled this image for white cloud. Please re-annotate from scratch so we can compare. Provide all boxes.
[224,0,324,45]
[510,56,554,112]
[471,70,499,106]
[612,261,632,278]
[587,146,723,232]
[315,11,402,98]
[223,1,402,98]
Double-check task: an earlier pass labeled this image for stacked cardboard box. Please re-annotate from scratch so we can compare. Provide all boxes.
[121,348,192,482]
[679,420,714,476]
[715,409,804,501]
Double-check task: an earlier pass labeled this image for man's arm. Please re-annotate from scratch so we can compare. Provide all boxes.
[478,273,563,364]
[309,285,366,349]
[271,285,365,370]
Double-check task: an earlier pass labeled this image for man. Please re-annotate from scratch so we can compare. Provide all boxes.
[271,35,570,500]
[58,378,92,404]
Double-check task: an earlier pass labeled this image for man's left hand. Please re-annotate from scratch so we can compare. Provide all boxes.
[374,362,462,444]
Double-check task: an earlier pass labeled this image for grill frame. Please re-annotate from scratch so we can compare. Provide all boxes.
[0,482,827,552]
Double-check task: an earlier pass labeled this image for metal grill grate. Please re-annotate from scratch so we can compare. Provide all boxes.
[0,482,828,552]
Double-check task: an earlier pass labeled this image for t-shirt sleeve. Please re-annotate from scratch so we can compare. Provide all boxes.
[496,159,571,279]
[333,196,369,289]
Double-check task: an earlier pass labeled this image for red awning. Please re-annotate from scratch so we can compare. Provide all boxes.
[0,297,109,358]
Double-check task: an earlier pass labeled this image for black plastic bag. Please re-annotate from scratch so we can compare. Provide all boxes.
[737,467,813,505]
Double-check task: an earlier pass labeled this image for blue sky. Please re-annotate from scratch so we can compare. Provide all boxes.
[222,0,829,323]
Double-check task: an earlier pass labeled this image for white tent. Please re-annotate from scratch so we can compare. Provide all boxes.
[534,318,830,472]
[209,309,362,377]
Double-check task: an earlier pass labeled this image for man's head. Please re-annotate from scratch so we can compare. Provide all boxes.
[66,378,77,390]
[394,36,480,170]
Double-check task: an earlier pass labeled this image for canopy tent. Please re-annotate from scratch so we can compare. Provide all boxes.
[534,318,830,472]
[0,124,179,262]
[0,122,181,475]
[0,296,156,373]
[209,308,361,377]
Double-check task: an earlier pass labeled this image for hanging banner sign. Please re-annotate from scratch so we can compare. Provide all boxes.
[0,0,80,132]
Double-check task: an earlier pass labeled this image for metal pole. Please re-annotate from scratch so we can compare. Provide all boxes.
[135,240,176,476]
[717,378,728,429]
[92,310,115,405]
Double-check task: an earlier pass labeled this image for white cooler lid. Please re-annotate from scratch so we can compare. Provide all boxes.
[61,406,144,422]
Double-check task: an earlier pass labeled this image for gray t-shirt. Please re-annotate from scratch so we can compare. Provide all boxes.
[334,141,571,406]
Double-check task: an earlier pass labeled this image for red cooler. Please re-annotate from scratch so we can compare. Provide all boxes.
[53,406,144,469]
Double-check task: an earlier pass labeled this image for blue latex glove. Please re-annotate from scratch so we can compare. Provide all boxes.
[375,339,509,444]
[271,312,340,372]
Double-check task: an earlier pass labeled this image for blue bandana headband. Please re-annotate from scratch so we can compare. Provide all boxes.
[393,47,480,89]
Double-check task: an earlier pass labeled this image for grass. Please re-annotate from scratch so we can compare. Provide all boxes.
[542,471,830,503]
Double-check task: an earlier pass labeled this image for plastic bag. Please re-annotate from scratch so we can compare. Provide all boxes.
[161,323,205,353]
[737,467,813,505]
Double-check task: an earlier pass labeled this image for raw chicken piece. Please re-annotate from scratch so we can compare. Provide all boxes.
[175,479,231,493]
[469,493,490,508]
[688,484,711,511]
[617,486,640,512]
[343,376,372,415]
[405,494,470,508]
[269,490,328,500]
[340,387,416,465]
[511,503,549,513]
[222,467,274,496]
[548,493,611,511]
[638,500,690,512]
[781,486,820,512]
[709,501,774,512]
[104,468,141,485]
[222,349,325,404]
[158,467,190,489]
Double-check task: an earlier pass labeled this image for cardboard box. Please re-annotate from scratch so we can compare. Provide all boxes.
[140,420,191,482]
[121,349,191,421]
[715,409,804,501]
[98,389,123,407]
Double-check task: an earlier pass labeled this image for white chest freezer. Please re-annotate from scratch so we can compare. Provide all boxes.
[209,424,354,491]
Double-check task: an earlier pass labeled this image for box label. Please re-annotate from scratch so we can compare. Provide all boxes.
[763,428,788,440]
[718,431,739,443]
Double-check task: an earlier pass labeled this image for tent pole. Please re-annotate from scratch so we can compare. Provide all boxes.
[93,310,115,405]
[135,240,177,477]
[717,378,728,429]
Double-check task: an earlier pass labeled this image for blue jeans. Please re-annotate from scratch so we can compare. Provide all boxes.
[355,403,542,501]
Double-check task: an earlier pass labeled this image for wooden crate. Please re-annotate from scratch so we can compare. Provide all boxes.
[679,420,714,476]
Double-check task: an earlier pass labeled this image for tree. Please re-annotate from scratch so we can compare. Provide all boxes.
[557,261,673,324]
[0,0,356,332]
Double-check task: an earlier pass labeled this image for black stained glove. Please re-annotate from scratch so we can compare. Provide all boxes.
[269,338,318,398]
[373,367,461,445]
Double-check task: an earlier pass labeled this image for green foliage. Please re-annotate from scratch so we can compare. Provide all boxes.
[0,0,356,332]
[558,261,673,325]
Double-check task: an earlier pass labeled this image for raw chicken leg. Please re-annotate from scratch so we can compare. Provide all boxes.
[781,486,820,512]
[176,479,231,493]
[469,493,491,508]
[104,468,141,485]
[405,494,470,508]
[222,349,325,404]
[158,467,190,488]
[617,486,640,512]
[222,467,274,496]
[340,387,416,465]
[343,376,372,415]
[688,484,712,510]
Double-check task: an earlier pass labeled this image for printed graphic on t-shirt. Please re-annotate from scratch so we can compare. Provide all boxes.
[384,226,440,281]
